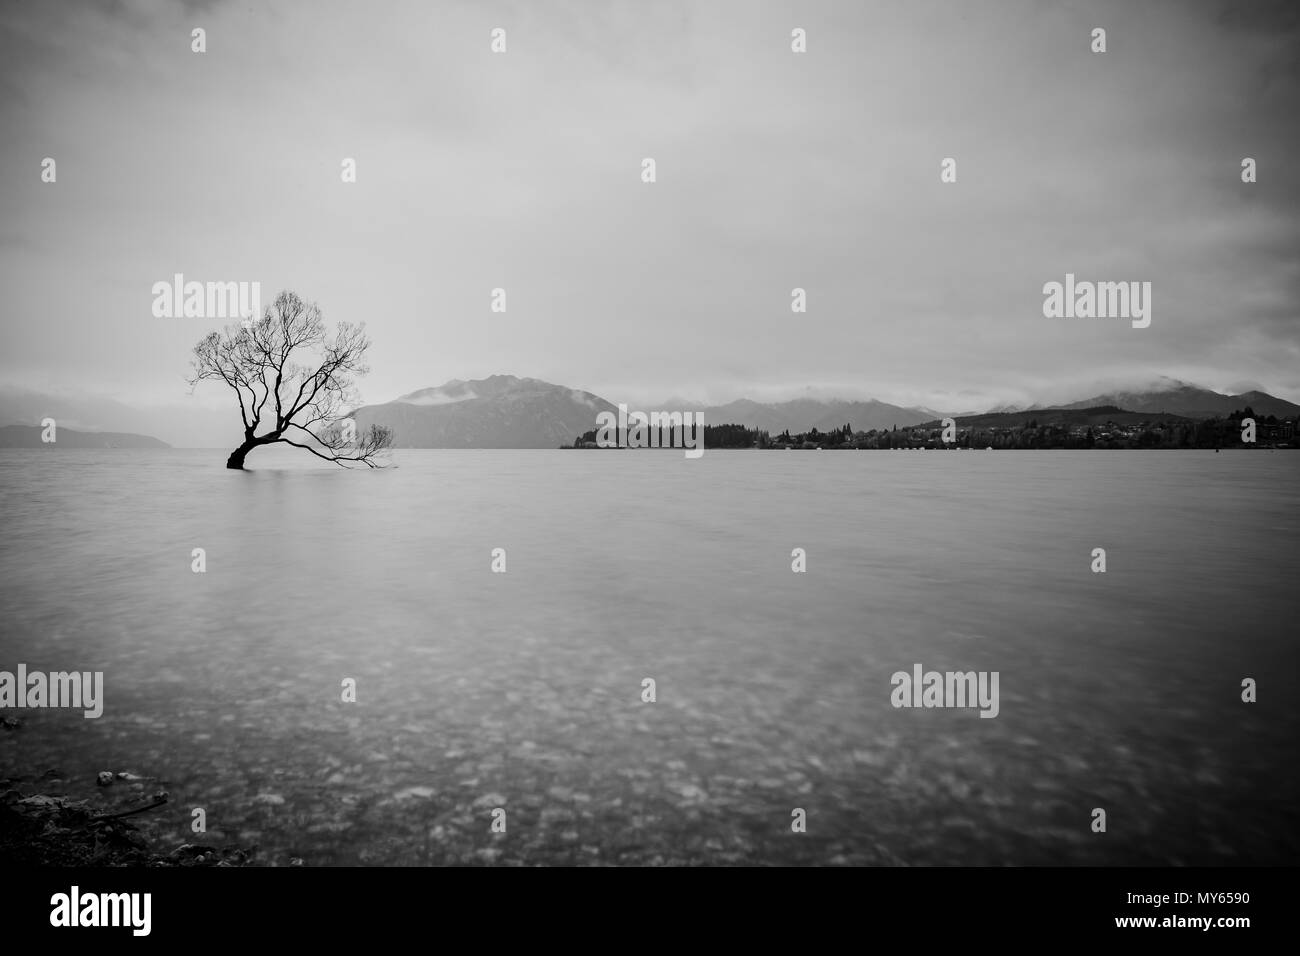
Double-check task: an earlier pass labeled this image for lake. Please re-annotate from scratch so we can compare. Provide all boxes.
[1,448,1296,865]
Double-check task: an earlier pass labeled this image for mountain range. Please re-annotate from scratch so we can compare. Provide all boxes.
[2,376,1296,448]
[347,375,1299,447]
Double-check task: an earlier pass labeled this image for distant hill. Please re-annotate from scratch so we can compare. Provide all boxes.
[0,424,170,448]
[1059,380,1300,420]
[677,397,933,433]
[929,406,1193,429]
[351,375,616,448]
[0,385,236,448]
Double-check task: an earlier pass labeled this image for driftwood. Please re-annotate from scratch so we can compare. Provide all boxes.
[1,786,254,867]
[89,792,169,823]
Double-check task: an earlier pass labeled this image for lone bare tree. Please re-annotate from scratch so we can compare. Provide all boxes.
[188,291,393,469]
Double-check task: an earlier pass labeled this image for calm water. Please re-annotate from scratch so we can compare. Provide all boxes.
[1,448,1297,865]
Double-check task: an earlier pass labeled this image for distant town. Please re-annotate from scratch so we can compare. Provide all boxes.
[569,406,1296,450]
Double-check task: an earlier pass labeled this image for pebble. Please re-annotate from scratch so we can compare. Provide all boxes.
[392,786,434,801]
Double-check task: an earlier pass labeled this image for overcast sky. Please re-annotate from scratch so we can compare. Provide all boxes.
[2,0,1298,414]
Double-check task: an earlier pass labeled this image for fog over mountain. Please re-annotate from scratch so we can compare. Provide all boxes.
[1057,377,1300,420]
[351,375,616,448]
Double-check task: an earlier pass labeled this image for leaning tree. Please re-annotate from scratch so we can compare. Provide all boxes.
[189,291,393,469]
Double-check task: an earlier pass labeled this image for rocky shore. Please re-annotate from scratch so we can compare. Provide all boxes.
[1,719,257,867]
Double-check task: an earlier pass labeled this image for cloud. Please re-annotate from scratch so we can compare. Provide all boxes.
[395,388,477,406]
[1,0,1297,413]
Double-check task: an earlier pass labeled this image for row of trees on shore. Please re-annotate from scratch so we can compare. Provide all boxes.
[572,410,1296,450]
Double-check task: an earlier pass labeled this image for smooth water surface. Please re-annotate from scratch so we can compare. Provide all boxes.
[1,448,1296,865]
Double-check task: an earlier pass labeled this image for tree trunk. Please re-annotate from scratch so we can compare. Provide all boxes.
[226,439,257,470]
